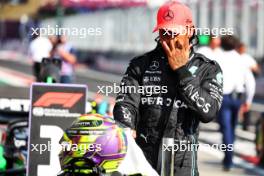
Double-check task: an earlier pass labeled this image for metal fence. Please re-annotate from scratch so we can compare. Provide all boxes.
[42,0,264,59]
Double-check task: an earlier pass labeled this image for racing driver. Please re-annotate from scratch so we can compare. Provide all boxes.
[113,1,223,175]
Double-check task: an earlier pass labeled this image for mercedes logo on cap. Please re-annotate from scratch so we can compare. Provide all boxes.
[163,10,174,21]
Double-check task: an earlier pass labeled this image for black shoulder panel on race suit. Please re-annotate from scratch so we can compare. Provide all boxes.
[174,53,223,123]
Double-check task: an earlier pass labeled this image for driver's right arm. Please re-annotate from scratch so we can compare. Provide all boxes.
[113,57,143,130]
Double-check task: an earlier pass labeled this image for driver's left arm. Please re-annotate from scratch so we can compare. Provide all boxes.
[174,62,223,123]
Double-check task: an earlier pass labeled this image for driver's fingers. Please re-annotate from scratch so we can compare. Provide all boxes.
[184,37,190,50]
[161,41,171,56]
[169,39,176,51]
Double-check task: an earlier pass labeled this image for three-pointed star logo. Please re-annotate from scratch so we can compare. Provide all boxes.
[163,10,174,21]
[150,61,160,71]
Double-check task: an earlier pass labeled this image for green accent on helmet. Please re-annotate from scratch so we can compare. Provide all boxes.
[198,35,210,45]
[100,159,123,172]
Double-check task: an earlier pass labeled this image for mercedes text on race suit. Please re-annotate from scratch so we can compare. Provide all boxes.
[113,44,223,176]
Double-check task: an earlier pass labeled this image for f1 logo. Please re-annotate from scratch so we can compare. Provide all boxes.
[34,92,83,108]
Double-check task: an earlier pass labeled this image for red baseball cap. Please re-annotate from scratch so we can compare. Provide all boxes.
[153,1,194,34]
